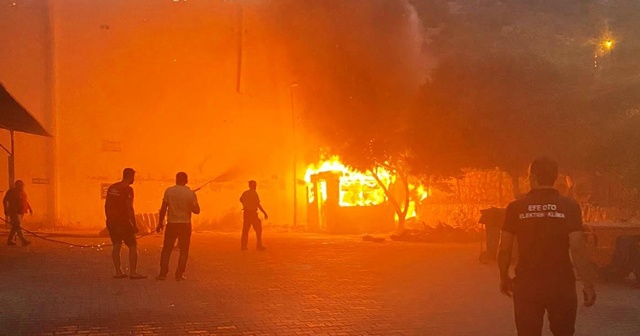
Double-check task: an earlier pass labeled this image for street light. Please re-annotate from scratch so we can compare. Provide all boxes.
[602,39,615,51]
[290,82,299,228]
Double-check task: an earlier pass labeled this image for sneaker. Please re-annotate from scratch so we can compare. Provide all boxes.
[241,246,248,251]
[21,241,31,247]
[257,245,267,251]
[7,241,17,246]
[156,275,167,281]
[175,275,187,281]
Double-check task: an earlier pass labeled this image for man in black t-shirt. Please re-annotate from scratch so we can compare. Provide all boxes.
[498,157,596,336]
[105,168,146,279]
[239,180,268,251]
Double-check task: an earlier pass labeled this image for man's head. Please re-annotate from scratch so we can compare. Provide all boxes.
[248,180,257,190]
[176,172,188,186]
[122,168,135,184]
[14,180,24,191]
[529,156,558,189]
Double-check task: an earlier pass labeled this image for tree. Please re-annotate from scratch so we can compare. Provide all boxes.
[263,0,433,229]
[407,0,606,198]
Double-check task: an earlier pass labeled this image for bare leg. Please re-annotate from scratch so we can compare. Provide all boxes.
[112,243,124,275]
[129,246,139,275]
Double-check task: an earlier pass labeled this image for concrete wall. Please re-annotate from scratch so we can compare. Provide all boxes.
[49,0,306,229]
[0,0,55,228]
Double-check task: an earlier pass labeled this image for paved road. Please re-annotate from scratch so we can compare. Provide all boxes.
[1,231,639,335]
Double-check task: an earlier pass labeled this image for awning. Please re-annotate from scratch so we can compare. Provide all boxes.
[0,82,51,137]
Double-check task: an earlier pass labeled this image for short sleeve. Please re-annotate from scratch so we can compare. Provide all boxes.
[501,202,518,234]
[567,202,584,233]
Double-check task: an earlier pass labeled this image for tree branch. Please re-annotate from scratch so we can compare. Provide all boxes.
[370,167,402,217]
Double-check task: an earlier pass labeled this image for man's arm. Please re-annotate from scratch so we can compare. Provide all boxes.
[570,231,597,307]
[567,201,596,307]
[498,231,515,297]
[157,200,169,232]
[498,203,518,297]
[258,204,268,220]
[128,188,137,231]
[256,193,268,219]
[192,193,200,215]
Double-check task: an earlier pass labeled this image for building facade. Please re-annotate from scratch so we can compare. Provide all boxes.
[1,0,306,230]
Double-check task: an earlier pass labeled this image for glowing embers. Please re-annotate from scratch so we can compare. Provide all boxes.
[305,156,392,207]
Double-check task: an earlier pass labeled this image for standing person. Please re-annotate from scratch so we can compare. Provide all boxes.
[3,180,32,246]
[105,168,146,280]
[498,157,597,336]
[156,172,200,281]
[239,180,268,251]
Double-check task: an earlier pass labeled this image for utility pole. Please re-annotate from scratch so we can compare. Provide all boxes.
[8,130,15,186]
[290,82,299,227]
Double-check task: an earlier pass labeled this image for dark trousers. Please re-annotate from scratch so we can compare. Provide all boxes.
[241,212,263,248]
[7,214,27,244]
[159,223,191,277]
[513,281,577,336]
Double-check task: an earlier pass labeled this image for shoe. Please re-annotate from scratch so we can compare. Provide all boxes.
[7,241,17,246]
[156,275,166,281]
[176,275,187,281]
[113,274,129,279]
[241,246,248,251]
[257,245,267,251]
[21,241,31,247]
[129,274,147,280]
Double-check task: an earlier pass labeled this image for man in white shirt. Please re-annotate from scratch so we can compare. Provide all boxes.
[156,172,200,281]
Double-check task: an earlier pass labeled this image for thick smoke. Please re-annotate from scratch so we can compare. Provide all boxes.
[261,0,429,155]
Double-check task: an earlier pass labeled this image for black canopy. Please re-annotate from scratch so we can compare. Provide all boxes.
[0,82,50,136]
[0,82,52,186]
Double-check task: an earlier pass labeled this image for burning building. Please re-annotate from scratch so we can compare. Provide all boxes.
[305,156,428,233]
[305,157,394,233]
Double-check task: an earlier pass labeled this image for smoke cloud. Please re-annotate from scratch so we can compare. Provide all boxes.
[261,0,429,146]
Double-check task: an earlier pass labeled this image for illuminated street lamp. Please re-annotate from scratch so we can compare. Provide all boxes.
[601,39,615,51]
[594,36,616,68]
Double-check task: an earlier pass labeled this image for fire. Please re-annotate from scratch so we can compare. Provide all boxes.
[305,156,392,207]
[305,156,430,222]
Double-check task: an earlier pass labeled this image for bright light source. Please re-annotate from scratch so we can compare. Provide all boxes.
[603,39,614,50]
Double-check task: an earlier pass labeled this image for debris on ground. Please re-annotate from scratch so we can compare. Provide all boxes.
[362,235,386,243]
[391,222,482,243]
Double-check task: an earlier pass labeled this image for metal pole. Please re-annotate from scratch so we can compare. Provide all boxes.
[8,130,15,187]
[235,2,244,94]
[291,83,298,227]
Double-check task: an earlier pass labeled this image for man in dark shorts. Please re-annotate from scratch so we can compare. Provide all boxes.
[3,180,32,246]
[498,157,596,336]
[105,168,146,279]
[239,180,268,251]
